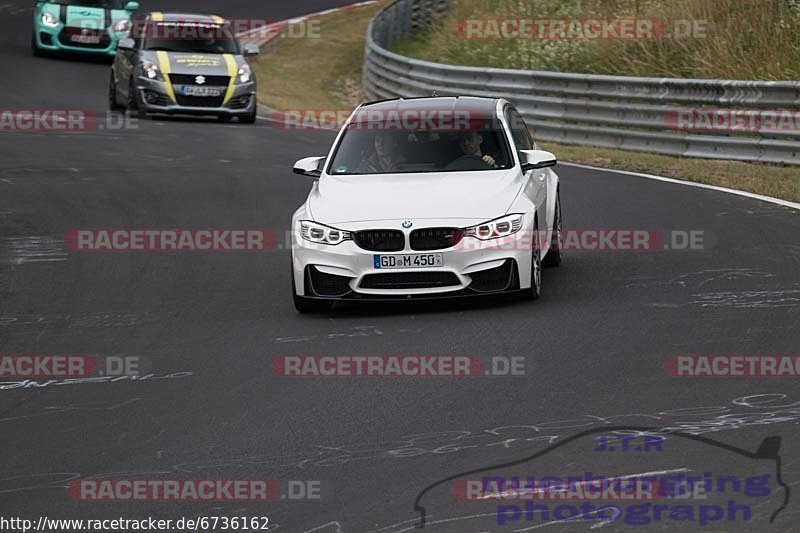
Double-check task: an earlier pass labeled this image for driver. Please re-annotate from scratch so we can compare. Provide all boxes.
[455,131,497,168]
[356,132,405,173]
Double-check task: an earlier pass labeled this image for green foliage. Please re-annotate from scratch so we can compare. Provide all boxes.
[393,0,800,80]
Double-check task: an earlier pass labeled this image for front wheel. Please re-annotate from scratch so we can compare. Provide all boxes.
[127,78,146,119]
[542,191,562,267]
[31,34,42,57]
[108,72,124,111]
[239,107,257,124]
[520,221,542,300]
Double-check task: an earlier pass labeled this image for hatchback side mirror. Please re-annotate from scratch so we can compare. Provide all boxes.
[124,1,139,11]
[520,150,557,172]
[293,156,326,177]
[242,43,259,57]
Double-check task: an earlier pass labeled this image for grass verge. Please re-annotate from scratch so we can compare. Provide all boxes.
[251,2,385,111]
[392,0,800,80]
[251,0,800,204]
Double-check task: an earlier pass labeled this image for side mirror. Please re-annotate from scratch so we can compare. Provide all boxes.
[293,156,326,177]
[117,37,135,50]
[242,43,259,57]
[520,150,557,172]
[124,1,139,11]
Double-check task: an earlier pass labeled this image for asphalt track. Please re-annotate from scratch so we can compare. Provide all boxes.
[1,1,800,532]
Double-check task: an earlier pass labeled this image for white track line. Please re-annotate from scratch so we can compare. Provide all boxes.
[562,162,800,210]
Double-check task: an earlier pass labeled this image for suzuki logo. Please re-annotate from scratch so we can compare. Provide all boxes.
[81,28,89,35]
[402,220,413,228]
[195,75,206,85]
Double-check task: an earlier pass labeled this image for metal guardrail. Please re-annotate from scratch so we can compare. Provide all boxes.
[363,0,800,165]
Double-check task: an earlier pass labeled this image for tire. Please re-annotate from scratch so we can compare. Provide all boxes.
[31,34,42,57]
[292,269,332,313]
[520,220,542,300]
[542,190,562,268]
[108,72,124,111]
[127,78,146,119]
[239,107,257,124]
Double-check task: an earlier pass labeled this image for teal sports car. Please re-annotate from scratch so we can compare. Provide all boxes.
[32,0,140,57]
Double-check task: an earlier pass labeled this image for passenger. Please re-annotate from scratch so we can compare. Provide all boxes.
[356,133,406,173]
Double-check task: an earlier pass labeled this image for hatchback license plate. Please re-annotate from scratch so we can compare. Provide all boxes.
[181,86,223,97]
[374,254,443,269]
[70,34,101,44]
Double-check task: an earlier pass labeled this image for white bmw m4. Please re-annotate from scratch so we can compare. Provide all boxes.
[290,96,562,313]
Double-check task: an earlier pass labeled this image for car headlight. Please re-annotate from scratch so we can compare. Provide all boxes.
[114,19,131,32]
[41,12,59,28]
[236,64,252,84]
[142,60,163,81]
[300,221,352,245]
[465,214,524,240]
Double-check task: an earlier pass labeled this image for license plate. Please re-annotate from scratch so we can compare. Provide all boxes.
[374,254,443,269]
[180,85,224,97]
[70,34,101,44]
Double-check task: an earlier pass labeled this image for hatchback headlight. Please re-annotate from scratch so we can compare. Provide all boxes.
[41,12,59,28]
[465,214,523,240]
[142,60,163,81]
[300,221,352,245]
[237,64,252,84]
[114,19,131,32]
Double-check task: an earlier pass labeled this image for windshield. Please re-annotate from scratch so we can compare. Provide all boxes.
[328,123,513,175]
[143,22,240,54]
[58,0,126,7]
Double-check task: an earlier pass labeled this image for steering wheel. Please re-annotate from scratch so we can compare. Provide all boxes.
[444,154,492,171]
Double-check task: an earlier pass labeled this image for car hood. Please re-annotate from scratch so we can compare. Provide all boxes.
[307,169,523,225]
[41,3,127,27]
[140,51,240,76]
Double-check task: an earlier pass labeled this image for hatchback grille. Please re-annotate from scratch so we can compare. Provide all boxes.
[360,271,460,290]
[168,74,230,86]
[174,95,226,108]
[354,230,404,252]
[410,228,464,251]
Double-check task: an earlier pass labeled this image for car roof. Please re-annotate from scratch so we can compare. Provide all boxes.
[146,12,226,24]
[359,96,502,117]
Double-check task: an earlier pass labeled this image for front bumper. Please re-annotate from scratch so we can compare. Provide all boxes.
[34,26,122,56]
[136,77,257,118]
[292,227,536,300]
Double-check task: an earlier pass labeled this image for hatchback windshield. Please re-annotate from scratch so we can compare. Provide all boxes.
[143,22,239,54]
[328,121,513,175]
